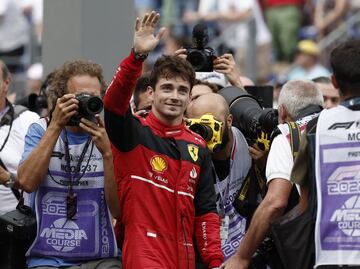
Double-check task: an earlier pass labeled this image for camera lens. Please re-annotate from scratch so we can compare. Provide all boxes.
[189,123,213,142]
[86,96,103,115]
[187,50,207,71]
[259,108,278,133]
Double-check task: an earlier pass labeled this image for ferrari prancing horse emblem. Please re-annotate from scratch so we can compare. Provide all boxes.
[188,144,199,162]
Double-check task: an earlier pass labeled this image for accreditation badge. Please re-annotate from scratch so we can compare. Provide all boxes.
[220,215,230,245]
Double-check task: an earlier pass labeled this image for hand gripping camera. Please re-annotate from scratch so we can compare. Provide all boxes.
[187,23,216,72]
[187,113,223,152]
[68,93,104,126]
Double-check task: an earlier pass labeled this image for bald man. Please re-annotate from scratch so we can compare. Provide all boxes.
[187,93,252,261]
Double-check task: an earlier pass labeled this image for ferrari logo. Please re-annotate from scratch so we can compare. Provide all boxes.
[188,144,199,162]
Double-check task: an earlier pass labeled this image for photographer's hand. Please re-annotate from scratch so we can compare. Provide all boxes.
[0,166,10,186]
[214,54,243,88]
[249,144,268,170]
[18,95,78,193]
[79,115,111,156]
[133,11,166,54]
[50,94,79,130]
[174,48,187,60]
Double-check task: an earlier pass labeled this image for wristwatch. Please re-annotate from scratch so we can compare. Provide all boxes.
[4,174,15,188]
[132,48,149,61]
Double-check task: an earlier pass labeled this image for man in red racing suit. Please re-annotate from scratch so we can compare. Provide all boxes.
[103,11,223,269]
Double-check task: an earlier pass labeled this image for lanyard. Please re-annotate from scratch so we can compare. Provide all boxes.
[63,129,93,219]
[63,129,93,191]
[214,139,236,216]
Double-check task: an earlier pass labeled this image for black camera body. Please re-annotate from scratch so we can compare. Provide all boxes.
[0,204,37,269]
[68,93,104,126]
[0,204,36,242]
[187,47,215,72]
[187,23,216,72]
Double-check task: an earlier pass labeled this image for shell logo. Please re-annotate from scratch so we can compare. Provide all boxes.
[150,155,168,173]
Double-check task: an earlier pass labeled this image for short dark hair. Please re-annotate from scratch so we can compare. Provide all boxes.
[133,72,151,109]
[312,76,331,84]
[330,39,360,95]
[49,59,106,107]
[150,55,195,90]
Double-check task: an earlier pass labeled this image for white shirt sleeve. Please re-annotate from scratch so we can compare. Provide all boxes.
[266,134,293,184]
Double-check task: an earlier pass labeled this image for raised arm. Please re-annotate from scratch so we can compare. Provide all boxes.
[103,11,165,116]
[104,11,165,149]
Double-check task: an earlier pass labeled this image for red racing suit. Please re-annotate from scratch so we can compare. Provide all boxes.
[103,51,224,269]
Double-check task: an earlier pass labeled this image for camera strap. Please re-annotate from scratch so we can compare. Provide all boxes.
[215,167,231,217]
[214,141,236,217]
[0,157,22,201]
[63,129,93,219]
[0,103,28,152]
[284,121,301,212]
[286,122,301,160]
[0,102,28,201]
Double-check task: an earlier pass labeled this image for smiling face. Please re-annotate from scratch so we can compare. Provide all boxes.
[151,76,191,126]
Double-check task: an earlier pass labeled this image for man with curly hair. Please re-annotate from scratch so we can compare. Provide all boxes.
[17,59,121,268]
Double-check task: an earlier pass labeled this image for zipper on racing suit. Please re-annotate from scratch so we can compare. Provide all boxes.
[181,214,190,269]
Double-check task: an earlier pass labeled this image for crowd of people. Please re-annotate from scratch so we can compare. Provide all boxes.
[0,4,360,269]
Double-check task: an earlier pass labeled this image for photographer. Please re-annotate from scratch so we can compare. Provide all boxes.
[186,93,252,260]
[0,60,39,268]
[176,47,243,89]
[104,11,223,269]
[292,40,360,268]
[0,60,39,213]
[222,80,323,269]
[17,60,121,268]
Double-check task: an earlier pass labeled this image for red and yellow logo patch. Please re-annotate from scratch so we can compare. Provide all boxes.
[150,155,168,173]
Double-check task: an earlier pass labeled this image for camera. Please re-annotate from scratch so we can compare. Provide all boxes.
[30,72,55,113]
[249,236,277,269]
[0,204,36,269]
[219,86,278,151]
[0,204,36,242]
[187,23,216,72]
[28,92,47,112]
[187,113,223,152]
[68,93,104,126]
